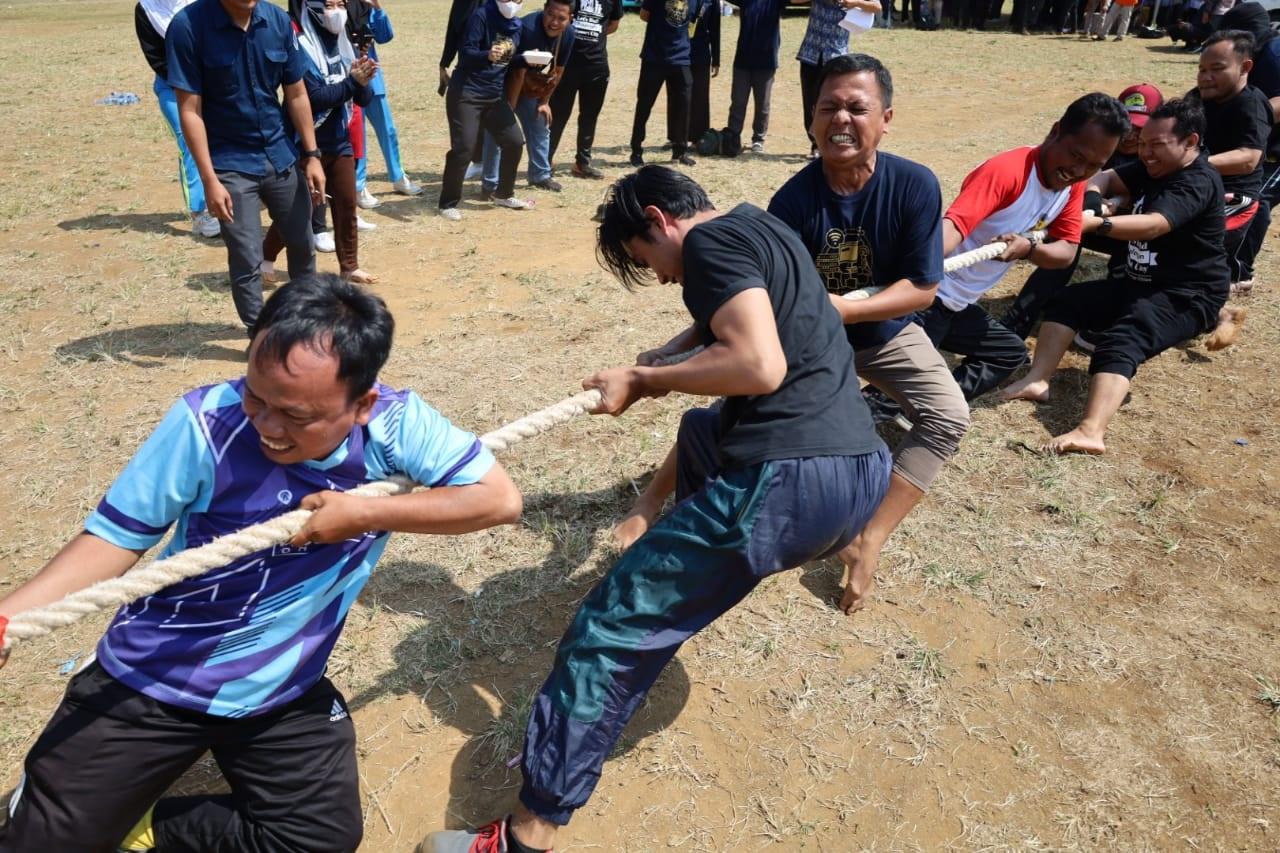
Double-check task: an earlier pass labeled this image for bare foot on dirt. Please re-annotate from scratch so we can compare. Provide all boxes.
[346,269,379,285]
[261,262,282,285]
[1045,427,1105,455]
[1205,304,1246,351]
[612,500,662,551]
[1001,377,1051,402]
[837,534,879,614]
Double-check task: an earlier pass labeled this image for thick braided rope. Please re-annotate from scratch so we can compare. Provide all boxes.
[844,231,1047,300]
[3,389,626,651]
[1,233,1049,652]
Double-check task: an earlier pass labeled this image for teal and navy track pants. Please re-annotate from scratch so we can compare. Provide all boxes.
[519,406,891,824]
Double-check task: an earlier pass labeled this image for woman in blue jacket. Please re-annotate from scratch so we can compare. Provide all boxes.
[348,0,424,209]
[437,0,533,220]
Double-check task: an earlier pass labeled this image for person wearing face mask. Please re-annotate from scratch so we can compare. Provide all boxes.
[134,0,221,239]
[1002,99,1231,454]
[870,94,1129,410]
[261,0,379,285]
[1002,83,1164,340]
[479,0,577,194]
[438,0,534,220]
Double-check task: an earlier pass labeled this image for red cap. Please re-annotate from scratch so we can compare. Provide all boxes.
[1118,83,1163,128]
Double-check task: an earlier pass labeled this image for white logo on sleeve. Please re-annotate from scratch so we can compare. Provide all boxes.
[330,699,349,722]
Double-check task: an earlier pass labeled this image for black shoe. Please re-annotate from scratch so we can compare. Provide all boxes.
[629,152,644,167]
[672,153,696,166]
[573,162,605,179]
[862,387,911,430]
[531,178,563,192]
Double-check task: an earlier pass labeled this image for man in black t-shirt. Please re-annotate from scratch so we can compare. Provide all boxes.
[1002,99,1230,455]
[1189,29,1273,288]
[547,0,623,178]
[421,166,890,853]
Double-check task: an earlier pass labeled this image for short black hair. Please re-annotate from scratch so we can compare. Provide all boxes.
[250,273,394,402]
[545,0,573,8]
[1149,97,1206,142]
[814,52,894,108]
[1058,92,1131,139]
[1204,28,1255,59]
[596,165,715,290]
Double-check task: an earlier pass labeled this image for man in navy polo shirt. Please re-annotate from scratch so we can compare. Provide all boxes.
[629,0,707,167]
[167,0,327,333]
[726,0,785,153]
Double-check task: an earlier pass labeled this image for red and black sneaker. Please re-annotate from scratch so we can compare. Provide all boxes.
[418,816,551,853]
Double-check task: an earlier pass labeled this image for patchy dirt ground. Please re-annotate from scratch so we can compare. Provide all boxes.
[2,1,1278,850]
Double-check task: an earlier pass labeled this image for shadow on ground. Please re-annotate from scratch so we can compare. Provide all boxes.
[55,322,247,366]
[57,212,199,239]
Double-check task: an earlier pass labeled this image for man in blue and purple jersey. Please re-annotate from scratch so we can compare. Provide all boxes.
[0,274,522,852]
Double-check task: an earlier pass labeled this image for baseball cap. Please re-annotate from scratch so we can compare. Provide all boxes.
[1118,83,1163,128]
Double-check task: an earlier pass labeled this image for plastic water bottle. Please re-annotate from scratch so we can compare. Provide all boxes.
[95,91,141,106]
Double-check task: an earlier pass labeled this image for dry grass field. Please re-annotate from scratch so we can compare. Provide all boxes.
[2,1,1279,849]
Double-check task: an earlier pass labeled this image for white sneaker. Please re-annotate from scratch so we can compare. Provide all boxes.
[356,187,381,209]
[313,231,336,253]
[464,162,483,181]
[439,207,463,221]
[192,211,221,238]
[492,195,534,210]
[392,176,423,196]
[356,215,377,232]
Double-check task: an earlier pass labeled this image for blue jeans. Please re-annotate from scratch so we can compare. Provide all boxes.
[481,96,551,191]
[153,76,205,214]
[354,93,405,190]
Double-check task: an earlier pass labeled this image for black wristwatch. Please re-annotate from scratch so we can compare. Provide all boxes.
[301,149,322,160]
[1097,216,1114,237]
[1024,233,1040,258]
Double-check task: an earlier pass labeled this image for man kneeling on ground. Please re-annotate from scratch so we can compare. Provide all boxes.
[1001,98,1230,454]
[0,274,522,852]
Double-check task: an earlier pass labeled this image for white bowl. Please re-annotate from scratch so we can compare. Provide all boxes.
[522,50,553,67]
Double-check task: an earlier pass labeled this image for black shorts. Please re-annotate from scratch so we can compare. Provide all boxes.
[1043,277,1219,380]
[0,662,362,853]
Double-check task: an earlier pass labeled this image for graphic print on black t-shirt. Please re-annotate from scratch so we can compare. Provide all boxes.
[1125,193,1160,282]
[1113,154,1229,323]
[816,228,875,292]
[665,0,690,25]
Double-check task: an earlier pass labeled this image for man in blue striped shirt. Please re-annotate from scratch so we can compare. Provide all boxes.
[0,275,522,851]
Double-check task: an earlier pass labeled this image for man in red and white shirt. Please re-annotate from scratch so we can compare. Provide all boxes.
[914,93,1131,401]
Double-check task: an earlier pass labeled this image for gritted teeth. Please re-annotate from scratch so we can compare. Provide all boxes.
[261,438,293,451]
[829,133,854,144]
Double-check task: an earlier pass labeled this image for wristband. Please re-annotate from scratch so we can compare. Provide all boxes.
[1084,189,1106,217]
[1096,217,1114,237]
[1024,234,1040,258]
[301,149,322,160]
